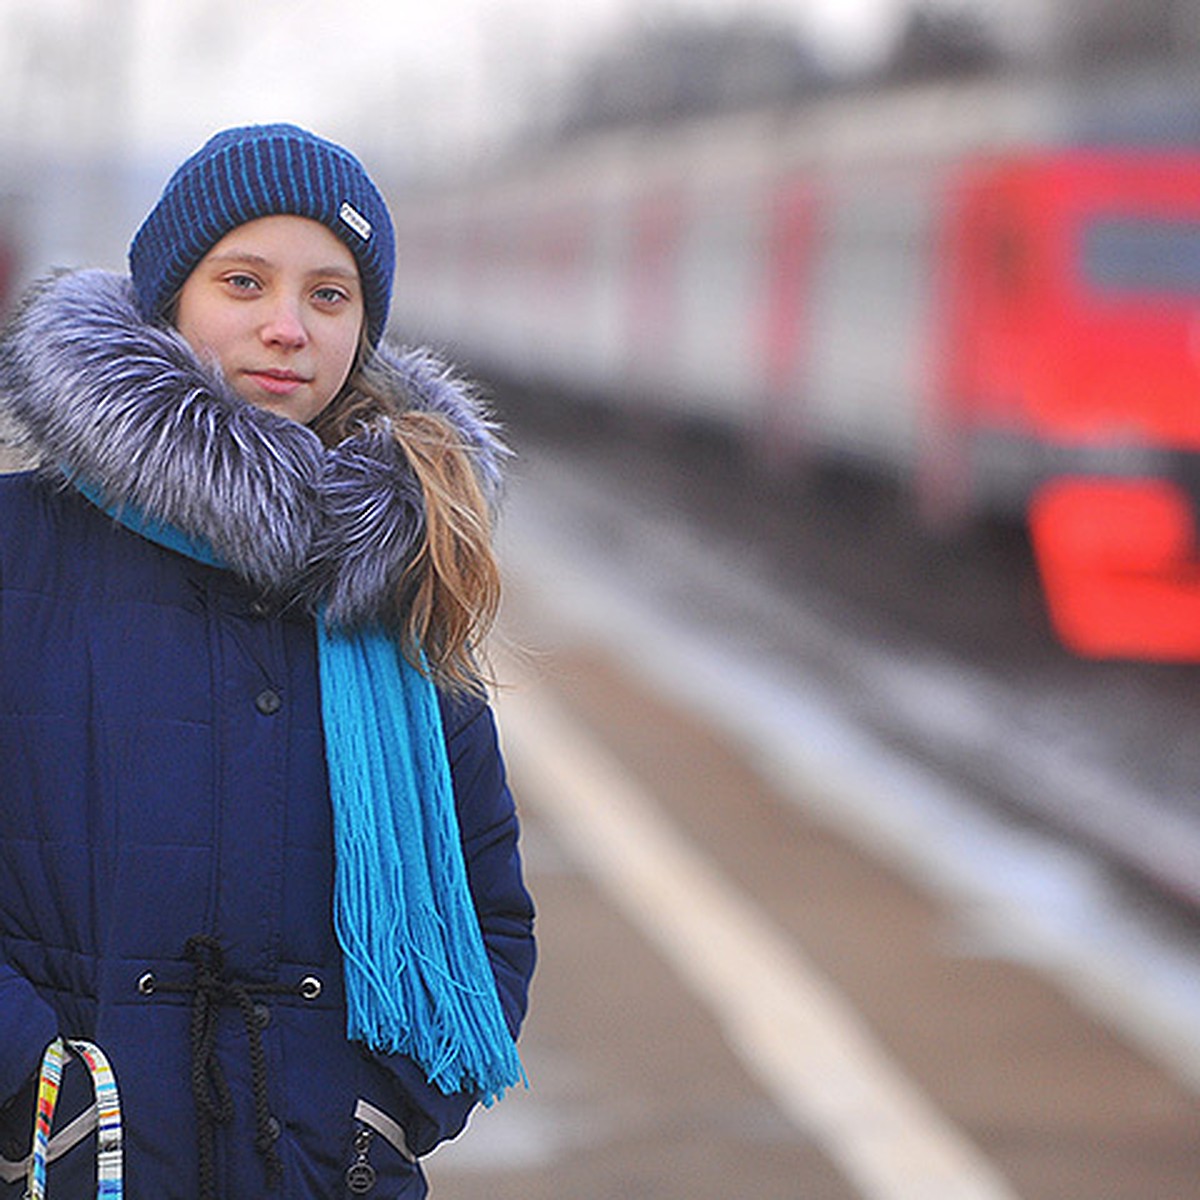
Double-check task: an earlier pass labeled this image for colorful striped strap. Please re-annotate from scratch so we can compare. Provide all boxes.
[27,1038,122,1200]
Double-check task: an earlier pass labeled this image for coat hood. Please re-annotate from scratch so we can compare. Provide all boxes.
[0,269,507,626]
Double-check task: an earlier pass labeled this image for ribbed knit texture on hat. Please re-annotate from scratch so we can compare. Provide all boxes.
[129,124,395,346]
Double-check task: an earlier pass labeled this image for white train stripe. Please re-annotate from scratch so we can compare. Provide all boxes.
[498,679,1022,1200]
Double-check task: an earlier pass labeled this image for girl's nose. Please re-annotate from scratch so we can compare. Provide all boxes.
[261,298,308,348]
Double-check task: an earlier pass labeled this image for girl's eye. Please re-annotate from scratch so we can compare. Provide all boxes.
[313,286,349,306]
[224,273,260,293]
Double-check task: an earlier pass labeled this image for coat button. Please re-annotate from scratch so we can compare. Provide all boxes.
[137,971,157,995]
[253,1002,271,1028]
[265,1116,282,1141]
[255,688,282,715]
[299,975,323,1000]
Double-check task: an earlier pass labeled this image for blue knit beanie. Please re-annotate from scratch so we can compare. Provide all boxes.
[129,123,395,346]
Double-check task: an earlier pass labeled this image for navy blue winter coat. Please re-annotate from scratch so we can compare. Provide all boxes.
[0,271,535,1199]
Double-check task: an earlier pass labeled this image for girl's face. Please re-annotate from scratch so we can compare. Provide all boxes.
[175,214,365,425]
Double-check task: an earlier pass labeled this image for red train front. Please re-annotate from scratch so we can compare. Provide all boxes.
[936,153,1200,656]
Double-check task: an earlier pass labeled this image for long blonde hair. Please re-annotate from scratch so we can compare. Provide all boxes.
[313,349,501,695]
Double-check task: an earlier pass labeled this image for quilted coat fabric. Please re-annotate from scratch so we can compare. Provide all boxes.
[0,271,535,1199]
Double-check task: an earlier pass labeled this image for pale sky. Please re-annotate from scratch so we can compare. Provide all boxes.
[0,0,914,166]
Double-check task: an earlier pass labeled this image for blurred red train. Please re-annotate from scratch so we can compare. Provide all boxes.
[388,74,1200,659]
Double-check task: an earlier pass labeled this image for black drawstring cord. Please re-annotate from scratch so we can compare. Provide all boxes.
[156,935,298,1200]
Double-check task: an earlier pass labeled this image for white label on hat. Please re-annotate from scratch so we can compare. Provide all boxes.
[339,202,372,240]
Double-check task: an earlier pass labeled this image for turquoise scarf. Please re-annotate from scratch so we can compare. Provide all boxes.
[75,480,524,1103]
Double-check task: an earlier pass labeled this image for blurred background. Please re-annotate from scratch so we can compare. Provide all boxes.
[8,3,1200,1196]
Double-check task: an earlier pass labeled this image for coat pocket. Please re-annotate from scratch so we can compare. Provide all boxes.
[342,1095,424,1198]
[354,1098,415,1164]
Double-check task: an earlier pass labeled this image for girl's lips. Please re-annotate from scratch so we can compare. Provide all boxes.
[246,370,307,396]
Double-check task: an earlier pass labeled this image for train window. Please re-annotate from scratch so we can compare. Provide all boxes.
[1082,217,1200,295]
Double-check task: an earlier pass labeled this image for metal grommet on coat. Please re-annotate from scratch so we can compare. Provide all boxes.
[137,971,156,995]
[299,975,322,1000]
[254,688,282,716]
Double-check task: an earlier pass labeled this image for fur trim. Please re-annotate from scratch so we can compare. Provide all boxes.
[308,426,425,624]
[369,345,509,509]
[0,269,506,626]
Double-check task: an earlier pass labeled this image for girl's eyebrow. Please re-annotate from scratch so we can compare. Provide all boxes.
[204,250,270,268]
[309,266,360,282]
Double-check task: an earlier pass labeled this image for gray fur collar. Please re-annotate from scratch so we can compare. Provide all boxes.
[0,269,506,626]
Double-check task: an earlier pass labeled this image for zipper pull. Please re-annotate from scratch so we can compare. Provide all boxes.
[345,1125,377,1194]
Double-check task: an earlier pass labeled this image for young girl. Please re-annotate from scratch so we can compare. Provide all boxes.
[0,124,535,1199]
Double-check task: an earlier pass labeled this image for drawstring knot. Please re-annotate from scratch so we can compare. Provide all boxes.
[156,935,298,1200]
